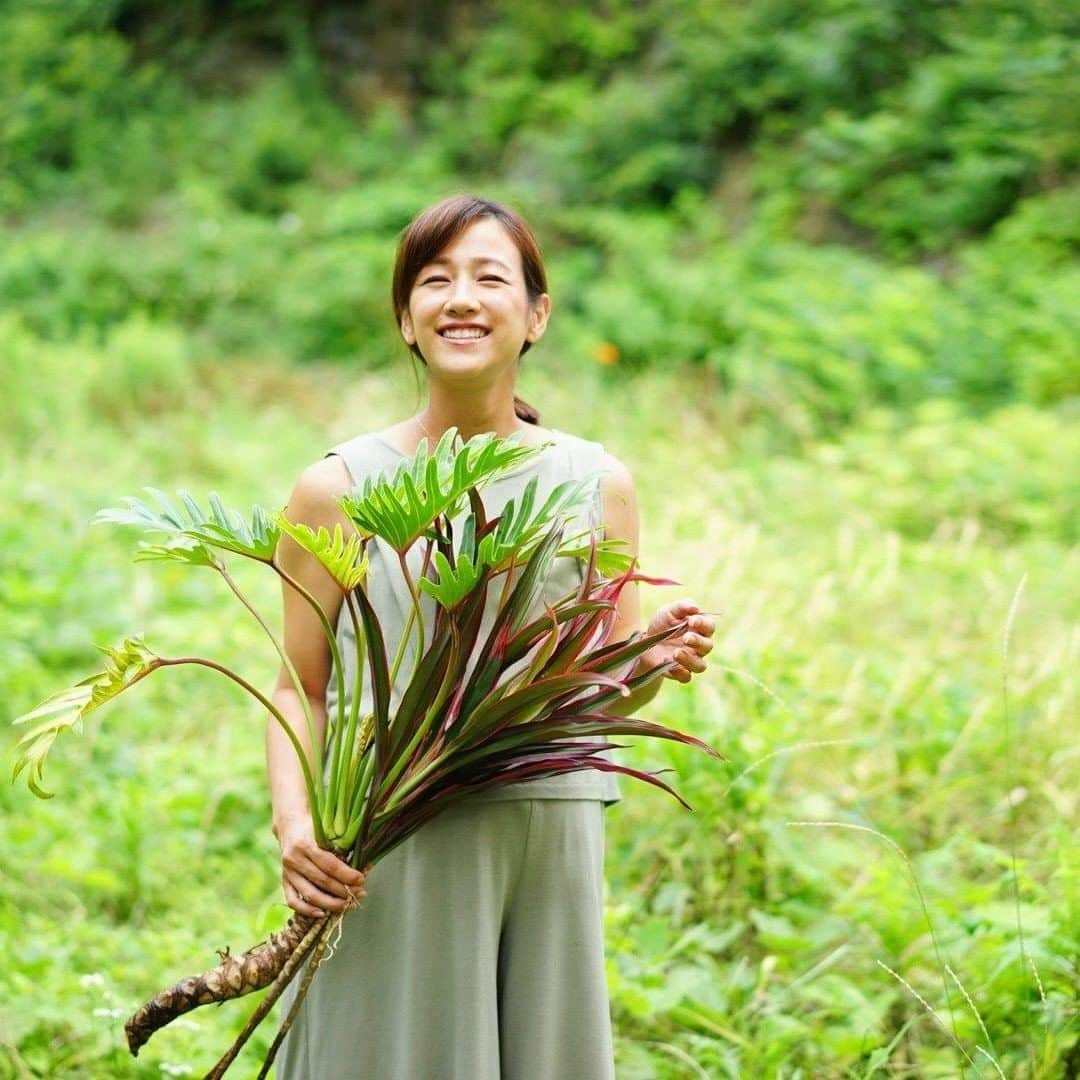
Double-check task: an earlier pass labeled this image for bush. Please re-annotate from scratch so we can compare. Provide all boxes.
[810,399,1080,544]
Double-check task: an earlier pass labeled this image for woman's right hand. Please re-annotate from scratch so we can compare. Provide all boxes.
[277,816,369,918]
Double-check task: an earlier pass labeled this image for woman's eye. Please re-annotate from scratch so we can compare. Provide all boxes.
[480,275,506,283]
[420,276,449,285]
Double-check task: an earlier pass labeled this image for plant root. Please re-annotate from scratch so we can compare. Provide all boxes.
[203,915,334,1080]
[255,912,343,1080]
[125,912,324,1057]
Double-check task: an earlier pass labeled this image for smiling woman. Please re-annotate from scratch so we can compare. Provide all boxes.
[390,195,552,429]
[269,194,716,1079]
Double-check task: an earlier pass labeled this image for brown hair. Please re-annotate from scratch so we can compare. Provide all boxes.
[392,194,546,424]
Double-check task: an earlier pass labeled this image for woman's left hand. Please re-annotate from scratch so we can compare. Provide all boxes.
[639,600,716,684]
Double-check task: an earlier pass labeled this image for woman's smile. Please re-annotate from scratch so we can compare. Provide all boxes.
[437,322,491,343]
[400,217,549,373]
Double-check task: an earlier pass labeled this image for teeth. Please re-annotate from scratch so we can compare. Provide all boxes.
[441,328,487,339]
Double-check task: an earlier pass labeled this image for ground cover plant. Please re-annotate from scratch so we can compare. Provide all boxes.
[10,427,718,1077]
[2,1,1077,1072]
[2,359,1076,1077]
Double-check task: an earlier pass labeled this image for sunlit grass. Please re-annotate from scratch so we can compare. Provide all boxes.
[2,354,1076,1077]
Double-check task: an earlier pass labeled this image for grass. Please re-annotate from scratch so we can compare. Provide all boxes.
[1,352,1076,1077]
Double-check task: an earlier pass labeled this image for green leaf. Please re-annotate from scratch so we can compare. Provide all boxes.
[482,474,598,573]
[130,536,218,567]
[340,429,539,552]
[557,531,634,576]
[274,513,370,590]
[93,488,280,562]
[11,636,159,798]
[418,548,484,609]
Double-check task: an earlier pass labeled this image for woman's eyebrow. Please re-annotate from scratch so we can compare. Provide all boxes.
[426,255,514,272]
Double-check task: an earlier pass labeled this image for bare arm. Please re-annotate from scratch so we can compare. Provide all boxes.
[597,452,715,717]
[268,454,367,916]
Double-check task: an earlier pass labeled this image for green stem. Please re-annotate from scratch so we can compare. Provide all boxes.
[239,557,341,786]
[338,743,377,851]
[380,752,443,814]
[157,657,326,847]
[388,540,433,688]
[330,590,367,816]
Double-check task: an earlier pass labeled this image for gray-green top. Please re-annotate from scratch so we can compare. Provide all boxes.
[323,427,622,805]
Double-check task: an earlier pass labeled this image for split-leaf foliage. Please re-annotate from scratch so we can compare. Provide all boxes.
[11,428,719,1077]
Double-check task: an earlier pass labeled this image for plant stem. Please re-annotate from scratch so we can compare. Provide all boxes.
[222,565,319,783]
[328,590,367,832]
[268,558,351,779]
[255,913,343,1079]
[157,657,324,846]
[388,539,433,688]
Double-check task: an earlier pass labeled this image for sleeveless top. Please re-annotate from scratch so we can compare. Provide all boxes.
[323,428,622,806]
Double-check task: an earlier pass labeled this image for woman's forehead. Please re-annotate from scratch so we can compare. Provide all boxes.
[426,217,521,269]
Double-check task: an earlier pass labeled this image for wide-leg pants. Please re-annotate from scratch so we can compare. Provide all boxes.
[276,798,615,1080]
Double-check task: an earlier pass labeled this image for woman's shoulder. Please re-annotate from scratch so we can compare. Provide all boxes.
[545,427,628,478]
[544,425,605,458]
[283,455,354,533]
[321,429,404,487]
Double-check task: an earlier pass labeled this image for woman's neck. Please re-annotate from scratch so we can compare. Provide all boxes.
[417,379,534,444]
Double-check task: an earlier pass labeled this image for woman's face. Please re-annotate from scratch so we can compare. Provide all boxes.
[400,217,550,382]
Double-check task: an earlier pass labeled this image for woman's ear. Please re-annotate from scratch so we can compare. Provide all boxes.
[400,310,416,346]
[525,293,551,344]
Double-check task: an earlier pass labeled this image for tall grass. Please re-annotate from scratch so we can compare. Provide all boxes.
[1,354,1076,1077]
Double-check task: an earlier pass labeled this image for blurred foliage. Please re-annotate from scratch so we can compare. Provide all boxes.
[2,359,1077,1076]
[2,0,1078,1074]
[1,0,1077,438]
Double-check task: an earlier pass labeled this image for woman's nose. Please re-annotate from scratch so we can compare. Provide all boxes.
[445,277,479,313]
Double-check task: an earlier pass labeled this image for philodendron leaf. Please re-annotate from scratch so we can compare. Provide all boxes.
[480,475,598,572]
[12,636,159,798]
[418,549,484,610]
[273,514,370,590]
[418,476,598,612]
[341,429,540,552]
[131,536,218,567]
[93,488,280,562]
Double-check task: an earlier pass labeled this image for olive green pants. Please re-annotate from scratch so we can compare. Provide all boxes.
[277,798,615,1080]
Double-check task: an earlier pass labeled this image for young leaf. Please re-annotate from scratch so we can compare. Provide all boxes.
[340,430,539,552]
[12,636,159,798]
[274,514,370,591]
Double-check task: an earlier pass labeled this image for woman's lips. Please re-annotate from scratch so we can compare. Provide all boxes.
[438,328,490,343]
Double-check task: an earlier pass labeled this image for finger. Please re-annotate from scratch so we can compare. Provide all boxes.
[303,858,366,902]
[677,649,707,674]
[310,847,368,889]
[675,599,700,618]
[664,664,691,683]
[683,633,714,657]
[286,845,364,896]
[689,614,716,635]
[284,880,328,919]
[288,873,354,914]
[283,854,351,901]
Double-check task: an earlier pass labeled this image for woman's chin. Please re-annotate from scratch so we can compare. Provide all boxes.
[424,342,513,378]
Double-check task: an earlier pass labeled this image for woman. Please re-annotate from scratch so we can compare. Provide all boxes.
[268,194,715,1079]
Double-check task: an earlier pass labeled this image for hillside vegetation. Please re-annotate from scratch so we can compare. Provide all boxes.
[2,2,1077,1076]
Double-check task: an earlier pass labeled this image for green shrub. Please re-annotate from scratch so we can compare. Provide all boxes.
[810,399,1080,544]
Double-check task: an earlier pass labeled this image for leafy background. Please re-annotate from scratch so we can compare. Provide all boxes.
[1,0,1077,1076]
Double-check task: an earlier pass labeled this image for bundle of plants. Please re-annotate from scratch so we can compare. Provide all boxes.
[12,428,720,1079]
